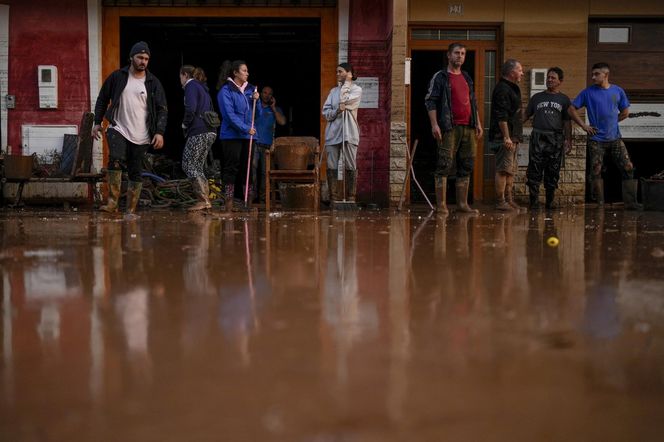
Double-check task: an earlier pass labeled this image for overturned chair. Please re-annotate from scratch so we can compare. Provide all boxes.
[265,136,320,212]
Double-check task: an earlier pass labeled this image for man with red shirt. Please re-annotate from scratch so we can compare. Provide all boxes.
[425,42,483,214]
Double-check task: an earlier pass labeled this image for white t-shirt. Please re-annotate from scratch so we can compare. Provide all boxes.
[111,74,151,145]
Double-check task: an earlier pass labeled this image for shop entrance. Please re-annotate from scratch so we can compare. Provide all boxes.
[408,28,499,203]
[120,17,321,161]
[409,49,476,204]
[101,6,337,175]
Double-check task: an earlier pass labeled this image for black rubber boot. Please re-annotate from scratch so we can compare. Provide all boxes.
[529,193,540,210]
[327,169,340,203]
[345,170,357,202]
[622,179,643,211]
[545,188,556,210]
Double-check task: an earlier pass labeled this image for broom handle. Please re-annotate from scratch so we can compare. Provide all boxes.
[244,88,258,206]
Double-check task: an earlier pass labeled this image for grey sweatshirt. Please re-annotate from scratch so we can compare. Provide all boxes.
[322,81,362,146]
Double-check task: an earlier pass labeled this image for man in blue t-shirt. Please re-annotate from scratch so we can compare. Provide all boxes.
[253,86,287,202]
[569,62,641,210]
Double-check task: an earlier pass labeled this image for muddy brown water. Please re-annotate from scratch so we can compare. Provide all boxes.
[1,208,663,441]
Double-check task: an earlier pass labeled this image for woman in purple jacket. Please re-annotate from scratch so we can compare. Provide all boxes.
[180,65,217,211]
[217,60,259,212]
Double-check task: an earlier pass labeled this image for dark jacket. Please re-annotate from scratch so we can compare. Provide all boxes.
[424,69,479,132]
[182,79,215,138]
[489,78,523,142]
[93,66,168,138]
[217,79,260,140]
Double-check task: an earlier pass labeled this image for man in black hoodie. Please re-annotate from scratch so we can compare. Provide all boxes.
[92,41,168,215]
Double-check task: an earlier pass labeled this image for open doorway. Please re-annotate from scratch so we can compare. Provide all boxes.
[409,49,476,203]
[120,17,321,163]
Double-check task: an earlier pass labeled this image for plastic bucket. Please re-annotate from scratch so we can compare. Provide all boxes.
[275,142,311,170]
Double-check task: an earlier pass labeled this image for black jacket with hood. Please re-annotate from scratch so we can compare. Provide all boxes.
[424,69,479,132]
[93,66,168,139]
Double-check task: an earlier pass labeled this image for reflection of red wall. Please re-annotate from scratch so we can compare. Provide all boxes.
[349,0,392,206]
[6,0,90,154]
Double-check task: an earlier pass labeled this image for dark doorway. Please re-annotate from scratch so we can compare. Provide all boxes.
[410,49,476,203]
[586,141,664,203]
[120,17,321,165]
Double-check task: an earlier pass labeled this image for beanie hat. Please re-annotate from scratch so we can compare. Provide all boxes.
[129,41,151,58]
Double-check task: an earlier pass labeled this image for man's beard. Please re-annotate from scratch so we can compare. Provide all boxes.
[132,61,146,71]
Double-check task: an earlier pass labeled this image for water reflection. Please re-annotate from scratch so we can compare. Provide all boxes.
[0,209,663,439]
[217,218,266,367]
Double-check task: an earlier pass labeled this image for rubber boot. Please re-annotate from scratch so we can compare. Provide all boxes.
[455,177,479,214]
[592,178,604,206]
[223,184,234,212]
[100,170,122,213]
[528,184,540,210]
[345,170,357,202]
[327,169,340,203]
[434,176,448,215]
[495,173,513,211]
[529,194,540,210]
[545,188,556,210]
[188,177,211,211]
[125,181,142,215]
[505,178,523,212]
[622,179,643,211]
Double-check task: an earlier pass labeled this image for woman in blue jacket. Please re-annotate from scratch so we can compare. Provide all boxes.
[180,65,217,211]
[217,60,260,212]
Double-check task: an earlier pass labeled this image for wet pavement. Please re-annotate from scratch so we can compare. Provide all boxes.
[1,206,663,441]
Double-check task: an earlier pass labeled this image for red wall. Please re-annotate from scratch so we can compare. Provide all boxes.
[6,0,90,154]
[349,0,392,206]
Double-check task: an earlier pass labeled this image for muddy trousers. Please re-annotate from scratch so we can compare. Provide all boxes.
[105,128,149,182]
[252,143,271,202]
[435,125,476,179]
[587,139,640,209]
[526,131,563,202]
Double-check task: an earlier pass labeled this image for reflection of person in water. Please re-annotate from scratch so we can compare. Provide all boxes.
[526,215,565,332]
[182,215,215,296]
[483,213,518,312]
[217,219,268,366]
[104,220,153,384]
[583,209,622,340]
[180,215,220,353]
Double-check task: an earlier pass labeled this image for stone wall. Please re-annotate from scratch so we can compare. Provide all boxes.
[389,121,408,205]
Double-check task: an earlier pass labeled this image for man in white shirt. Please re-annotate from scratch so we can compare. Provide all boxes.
[93,41,168,214]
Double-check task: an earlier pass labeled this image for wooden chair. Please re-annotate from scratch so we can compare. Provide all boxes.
[265,136,321,212]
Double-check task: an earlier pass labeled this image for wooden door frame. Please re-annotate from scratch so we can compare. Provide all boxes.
[101,6,337,153]
[407,23,501,202]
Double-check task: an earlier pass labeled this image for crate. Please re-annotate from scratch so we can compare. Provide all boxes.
[278,182,317,210]
[641,178,664,211]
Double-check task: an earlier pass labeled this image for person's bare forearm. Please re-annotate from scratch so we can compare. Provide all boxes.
[618,108,629,122]
[498,121,510,140]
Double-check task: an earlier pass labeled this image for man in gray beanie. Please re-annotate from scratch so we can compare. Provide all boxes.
[92,41,168,215]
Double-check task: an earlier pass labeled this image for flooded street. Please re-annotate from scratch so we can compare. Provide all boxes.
[1,207,663,441]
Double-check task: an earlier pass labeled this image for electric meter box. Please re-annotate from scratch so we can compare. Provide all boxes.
[530,68,547,97]
[38,65,58,109]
